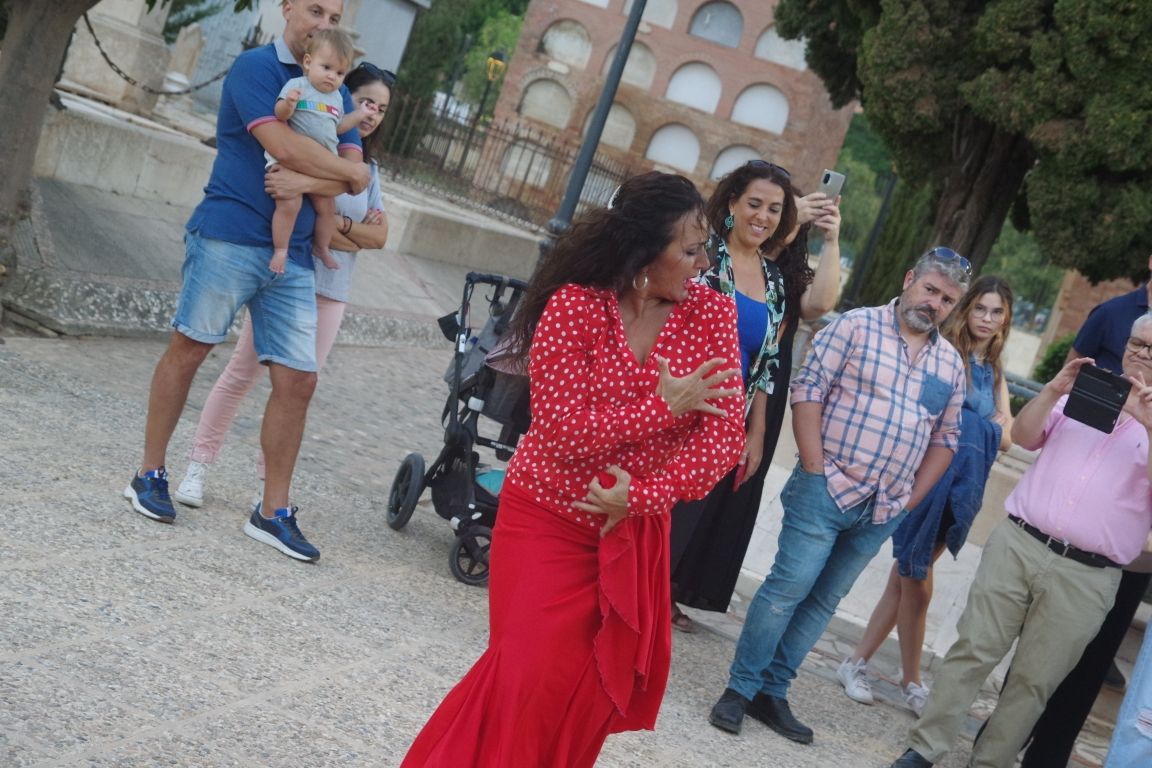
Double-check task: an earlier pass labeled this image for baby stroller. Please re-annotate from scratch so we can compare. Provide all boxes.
[385,272,531,586]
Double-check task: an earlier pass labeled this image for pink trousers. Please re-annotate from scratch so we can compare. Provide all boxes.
[188,295,346,475]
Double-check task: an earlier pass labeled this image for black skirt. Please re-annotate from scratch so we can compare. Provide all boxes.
[670,329,795,612]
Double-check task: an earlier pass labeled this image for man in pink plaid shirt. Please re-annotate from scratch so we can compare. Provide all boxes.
[709,248,969,743]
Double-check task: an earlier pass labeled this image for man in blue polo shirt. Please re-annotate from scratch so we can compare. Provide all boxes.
[123,0,368,563]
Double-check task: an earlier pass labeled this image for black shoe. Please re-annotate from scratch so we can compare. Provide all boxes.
[889,748,933,767]
[708,688,749,734]
[1104,660,1127,692]
[748,693,814,744]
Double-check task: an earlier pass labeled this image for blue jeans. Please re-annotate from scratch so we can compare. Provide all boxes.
[173,231,318,371]
[727,466,906,699]
[1105,626,1152,766]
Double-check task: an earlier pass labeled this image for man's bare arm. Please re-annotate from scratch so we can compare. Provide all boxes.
[252,121,368,193]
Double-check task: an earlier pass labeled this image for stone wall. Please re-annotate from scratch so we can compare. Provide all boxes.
[493,0,855,194]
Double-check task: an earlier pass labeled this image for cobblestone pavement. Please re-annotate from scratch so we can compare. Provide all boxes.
[2,334,992,767]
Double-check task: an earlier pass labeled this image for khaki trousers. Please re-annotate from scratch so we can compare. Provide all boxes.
[907,520,1121,767]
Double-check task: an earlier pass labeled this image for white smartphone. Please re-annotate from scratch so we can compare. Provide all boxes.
[816,169,846,199]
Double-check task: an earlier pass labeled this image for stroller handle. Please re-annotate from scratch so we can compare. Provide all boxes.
[466,272,529,292]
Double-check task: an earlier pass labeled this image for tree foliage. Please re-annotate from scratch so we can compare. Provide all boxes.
[776,0,1152,285]
[398,0,527,103]
[459,10,522,113]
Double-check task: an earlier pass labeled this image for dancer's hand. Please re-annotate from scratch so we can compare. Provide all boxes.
[656,356,740,418]
[573,466,631,537]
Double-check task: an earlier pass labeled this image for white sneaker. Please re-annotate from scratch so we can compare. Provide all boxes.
[173,461,207,508]
[837,657,874,705]
[903,681,930,717]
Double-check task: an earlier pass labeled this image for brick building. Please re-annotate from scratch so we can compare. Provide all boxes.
[490,0,855,202]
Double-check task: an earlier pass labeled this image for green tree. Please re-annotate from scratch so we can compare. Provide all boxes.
[458,10,522,115]
[0,0,252,231]
[775,0,1152,285]
[162,0,226,44]
[985,223,1065,319]
[398,0,528,103]
[835,152,882,262]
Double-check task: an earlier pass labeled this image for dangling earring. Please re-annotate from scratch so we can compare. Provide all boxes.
[724,213,735,231]
[632,271,649,291]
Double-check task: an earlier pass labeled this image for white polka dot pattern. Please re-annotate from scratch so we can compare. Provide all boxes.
[505,282,747,527]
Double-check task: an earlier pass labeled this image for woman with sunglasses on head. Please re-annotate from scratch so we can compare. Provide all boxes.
[837,275,1015,717]
[670,160,842,632]
[172,63,395,521]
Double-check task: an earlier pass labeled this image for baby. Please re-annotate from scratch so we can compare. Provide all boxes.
[266,28,376,274]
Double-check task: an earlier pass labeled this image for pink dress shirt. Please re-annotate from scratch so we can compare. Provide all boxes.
[1007,396,1152,565]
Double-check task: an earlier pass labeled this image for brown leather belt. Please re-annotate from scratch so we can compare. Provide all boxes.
[1008,516,1120,569]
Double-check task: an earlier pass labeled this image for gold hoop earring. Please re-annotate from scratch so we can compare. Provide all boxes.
[632,272,649,291]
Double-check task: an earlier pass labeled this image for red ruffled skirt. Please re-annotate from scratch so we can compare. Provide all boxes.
[401,482,672,767]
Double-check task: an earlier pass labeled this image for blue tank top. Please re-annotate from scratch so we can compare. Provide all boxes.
[735,290,769,381]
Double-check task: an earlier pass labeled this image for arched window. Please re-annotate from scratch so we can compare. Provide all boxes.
[623,0,677,29]
[519,79,573,129]
[541,20,592,69]
[601,41,657,90]
[754,26,807,70]
[665,62,722,114]
[731,84,790,134]
[501,141,553,188]
[710,145,761,180]
[688,2,743,48]
[583,104,637,151]
[645,124,700,173]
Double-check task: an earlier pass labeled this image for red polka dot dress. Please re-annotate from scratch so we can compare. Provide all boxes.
[402,282,745,768]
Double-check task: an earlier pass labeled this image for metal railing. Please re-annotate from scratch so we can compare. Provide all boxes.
[377,90,645,230]
[1006,371,1043,403]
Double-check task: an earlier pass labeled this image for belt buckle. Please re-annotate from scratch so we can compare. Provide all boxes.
[1059,540,1073,558]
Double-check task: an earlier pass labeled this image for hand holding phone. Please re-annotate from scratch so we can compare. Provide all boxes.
[817,169,846,200]
[1064,363,1133,433]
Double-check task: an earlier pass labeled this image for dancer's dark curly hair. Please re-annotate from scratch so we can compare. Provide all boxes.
[503,171,705,360]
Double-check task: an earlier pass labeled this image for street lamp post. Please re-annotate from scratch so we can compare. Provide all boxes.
[456,51,507,174]
[540,0,648,256]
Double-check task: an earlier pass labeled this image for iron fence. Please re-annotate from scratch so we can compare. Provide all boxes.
[376,90,644,230]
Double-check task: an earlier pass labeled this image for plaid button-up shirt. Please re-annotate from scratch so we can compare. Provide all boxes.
[790,299,965,523]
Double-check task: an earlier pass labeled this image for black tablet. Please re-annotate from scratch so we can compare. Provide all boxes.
[1063,364,1133,434]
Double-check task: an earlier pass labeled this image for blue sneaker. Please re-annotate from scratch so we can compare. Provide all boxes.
[243,504,319,562]
[123,468,176,523]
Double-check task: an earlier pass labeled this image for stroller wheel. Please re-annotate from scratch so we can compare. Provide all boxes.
[386,453,425,530]
[449,525,492,587]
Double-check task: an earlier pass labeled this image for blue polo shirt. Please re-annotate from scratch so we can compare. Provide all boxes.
[187,38,361,268]
[1073,285,1150,373]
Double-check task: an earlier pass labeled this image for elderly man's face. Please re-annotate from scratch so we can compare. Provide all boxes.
[1123,321,1152,380]
[899,269,964,334]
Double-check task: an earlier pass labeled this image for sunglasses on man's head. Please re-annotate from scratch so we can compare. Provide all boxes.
[925,246,972,276]
[746,159,791,180]
[355,61,397,86]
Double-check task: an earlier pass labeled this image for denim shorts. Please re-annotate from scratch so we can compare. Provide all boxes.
[172,231,318,372]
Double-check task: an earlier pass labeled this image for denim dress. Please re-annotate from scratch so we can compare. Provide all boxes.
[890,357,1002,579]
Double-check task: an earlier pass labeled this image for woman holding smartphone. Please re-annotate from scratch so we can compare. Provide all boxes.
[670,160,841,631]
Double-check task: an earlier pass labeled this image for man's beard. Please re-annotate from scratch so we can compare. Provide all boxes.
[901,304,937,333]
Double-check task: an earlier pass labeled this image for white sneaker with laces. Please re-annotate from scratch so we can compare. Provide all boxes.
[173,461,207,508]
[837,657,874,705]
[903,681,930,717]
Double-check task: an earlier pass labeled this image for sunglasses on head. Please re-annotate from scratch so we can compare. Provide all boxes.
[925,246,972,276]
[355,61,397,86]
[746,159,791,180]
